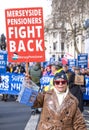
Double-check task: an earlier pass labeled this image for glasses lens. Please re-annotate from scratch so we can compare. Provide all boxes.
[54,80,67,85]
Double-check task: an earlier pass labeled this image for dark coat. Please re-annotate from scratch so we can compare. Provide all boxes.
[30,64,42,86]
[69,73,84,112]
[33,90,87,130]
[65,70,84,112]
[65,70,75,89]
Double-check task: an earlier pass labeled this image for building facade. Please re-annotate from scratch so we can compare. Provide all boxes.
[44,0,89,61]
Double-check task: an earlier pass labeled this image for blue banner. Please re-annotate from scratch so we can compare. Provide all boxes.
[40,75,54,86]
[18,87,38,107]
[83,76,89,100]
[0,50,7,74]
[0,73,24,95]
[68,59,77,67]
[77,53,88,68]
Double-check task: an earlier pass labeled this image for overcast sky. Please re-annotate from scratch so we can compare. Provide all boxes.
[0,0,52,35]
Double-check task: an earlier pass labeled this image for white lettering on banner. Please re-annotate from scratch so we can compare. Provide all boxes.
[8,26,42,38]
[11,75,24,82]
[0,55,4,60]
[6,9,41,17]
[0,61,6,65]
[36,40,43,51]
[18,40,26,52]
[0,76,9,90]
[10,41,16,52]
[80,57,86,60]
[10,83,21,91]
[10,40,43,52]
[86,88,89,95]
[7,18,42,25]
[0,66,5,69]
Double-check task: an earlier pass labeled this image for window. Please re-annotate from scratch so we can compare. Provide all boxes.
[53,42,57,50]
[53,32,57,38]
[61,42,64,50]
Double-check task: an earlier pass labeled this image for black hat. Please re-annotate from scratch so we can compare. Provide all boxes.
[53,72,68,82]
[51,61,62,70]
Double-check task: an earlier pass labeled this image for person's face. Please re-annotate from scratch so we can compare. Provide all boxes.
[87,69,89,73]
[75,69,80,74]
[63,66,68,72]
[54,78,67,92]
[46,66,51,72]
[51,66,56,73]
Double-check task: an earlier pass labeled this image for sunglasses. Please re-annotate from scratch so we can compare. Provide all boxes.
[54,80,67,85]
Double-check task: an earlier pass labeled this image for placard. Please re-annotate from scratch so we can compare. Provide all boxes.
[5,7,45,62]
[74,75,84,85]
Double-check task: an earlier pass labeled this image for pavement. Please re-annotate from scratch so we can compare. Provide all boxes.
[83,106,89,129]
[24,114,40,130]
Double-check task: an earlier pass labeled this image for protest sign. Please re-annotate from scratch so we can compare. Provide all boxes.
[74,75,84,85]
[83,76,89,100]
[0,73,24,95]
[5,7,45,62]
[17,78,39,106]
[77,53,88,68]
[0,50,7,74]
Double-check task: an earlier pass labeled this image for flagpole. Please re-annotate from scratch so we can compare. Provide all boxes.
[25,62,29,75]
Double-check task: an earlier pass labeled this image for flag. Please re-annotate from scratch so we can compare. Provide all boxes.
[62,53,74,65]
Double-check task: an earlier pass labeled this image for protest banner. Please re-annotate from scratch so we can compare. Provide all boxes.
[77,53,88,68]
[40,75,54,91]
[5,7,45,62]
[0,73,24,95]
[0,50,7,74]
[17,77,39,106]
[83,76,89,100]
[74,75,84,85]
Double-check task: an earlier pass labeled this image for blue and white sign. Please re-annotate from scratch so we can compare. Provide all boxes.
[68,59,77,67]
[40,75,54,86]
[50,57,55,64]
[77,53,88,68]
[0,50,7,74]
[17,87,38,107]
[0,73,24,95]
[83,76,89,100]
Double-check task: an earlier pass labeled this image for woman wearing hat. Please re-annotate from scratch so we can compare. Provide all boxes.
[32,72,87,130]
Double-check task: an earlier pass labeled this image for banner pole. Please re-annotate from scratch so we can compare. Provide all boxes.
[25,62,29,75]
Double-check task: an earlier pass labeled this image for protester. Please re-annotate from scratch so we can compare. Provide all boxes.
[63,64,75,89]
[29,62,42,114]
[51,61,63,75]
[32,72,87,130]
[86,68,89,76]
[70,67,85,112]
[12,63,25,74]
[43,62,63,91]
[43,64,52,76]
[1,65,10,101]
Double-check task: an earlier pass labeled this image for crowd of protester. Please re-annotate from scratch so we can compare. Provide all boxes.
[1,61,89,112]
[26,62,88,129]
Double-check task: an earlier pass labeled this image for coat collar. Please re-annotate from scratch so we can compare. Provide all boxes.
[47,89,75,113]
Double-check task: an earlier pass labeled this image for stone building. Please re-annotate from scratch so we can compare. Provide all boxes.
[45,0,89,60]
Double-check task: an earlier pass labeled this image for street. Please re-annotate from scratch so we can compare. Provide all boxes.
[0,95,31,130]
[0,95,89,130]
[83,106,89,129]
